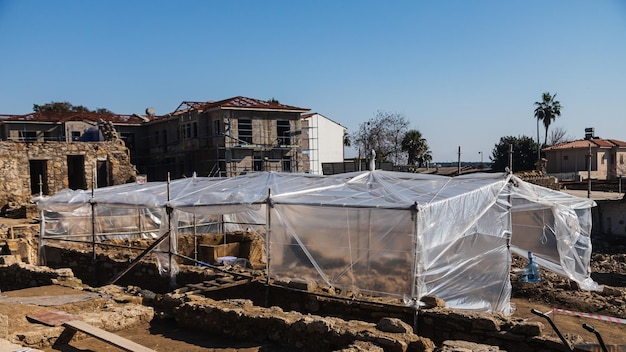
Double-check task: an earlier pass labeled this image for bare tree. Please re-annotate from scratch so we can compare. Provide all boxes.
[352,111,409,164]
[547,126,571,146]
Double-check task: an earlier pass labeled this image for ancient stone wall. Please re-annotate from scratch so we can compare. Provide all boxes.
[0,141,136,210]
[0,254,593,352]
[165,293,568,352]
[0,262,82,291]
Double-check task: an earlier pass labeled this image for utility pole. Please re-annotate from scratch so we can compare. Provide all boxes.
[457,146,461,175]
[537,110,543,162]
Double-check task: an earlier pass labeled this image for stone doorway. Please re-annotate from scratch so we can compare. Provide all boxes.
[29,159,49,195]
[67,155,86,190]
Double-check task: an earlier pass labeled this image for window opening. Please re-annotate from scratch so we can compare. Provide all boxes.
[239,119,253,144]
[277,120,290,145]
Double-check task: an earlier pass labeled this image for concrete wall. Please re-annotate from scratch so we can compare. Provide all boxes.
[302,113,345,175]
[593,199,626,238]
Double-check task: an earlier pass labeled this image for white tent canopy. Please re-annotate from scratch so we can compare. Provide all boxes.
[35,170,598,314]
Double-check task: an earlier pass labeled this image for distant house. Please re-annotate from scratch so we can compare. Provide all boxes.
[542,136,626,181]
[301,113,346,175]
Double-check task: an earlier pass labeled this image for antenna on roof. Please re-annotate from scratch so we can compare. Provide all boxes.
[145,107,155,116]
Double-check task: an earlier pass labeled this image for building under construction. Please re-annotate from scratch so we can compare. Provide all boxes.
[136,97,310,180]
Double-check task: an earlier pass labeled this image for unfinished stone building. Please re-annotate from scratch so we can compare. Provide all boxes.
[138,97,310,179]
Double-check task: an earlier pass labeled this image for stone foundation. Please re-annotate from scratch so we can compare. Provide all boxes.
[0,256,586,352]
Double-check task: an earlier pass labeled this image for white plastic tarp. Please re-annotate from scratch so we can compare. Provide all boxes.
[35,170,598,314]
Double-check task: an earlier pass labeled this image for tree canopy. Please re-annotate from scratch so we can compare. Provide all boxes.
[33,101,114,114]
[490,135,538,172]
[402,129,431,167]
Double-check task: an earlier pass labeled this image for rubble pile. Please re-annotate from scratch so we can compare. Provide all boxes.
[511,251,626,320]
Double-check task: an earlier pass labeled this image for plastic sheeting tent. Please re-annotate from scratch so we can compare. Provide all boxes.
[35,170,599,314]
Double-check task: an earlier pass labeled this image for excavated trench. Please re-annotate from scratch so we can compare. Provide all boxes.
[1,226,626,351]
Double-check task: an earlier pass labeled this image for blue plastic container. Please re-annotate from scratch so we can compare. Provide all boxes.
[525,251,541,283]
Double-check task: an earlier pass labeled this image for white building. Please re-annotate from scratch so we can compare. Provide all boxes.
[301,113,346,175]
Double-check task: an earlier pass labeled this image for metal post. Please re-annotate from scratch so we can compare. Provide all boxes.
[167,172,173,282]
[91,166,97,284]
[365,122,370,169]
[619,175,622,194]
[38,174,45,265]
[193,213,198,261]
[91,169,96,262]
[587,144,592,199]
[508,144,513,173]
[265,188,272,307]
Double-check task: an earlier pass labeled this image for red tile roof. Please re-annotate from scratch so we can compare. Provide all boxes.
[172,96,309,115]
[3,111,157,125]
[543,138,626,151]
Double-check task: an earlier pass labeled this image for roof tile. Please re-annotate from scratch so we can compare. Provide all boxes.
[4,111,157,125]
[543,138,626,150]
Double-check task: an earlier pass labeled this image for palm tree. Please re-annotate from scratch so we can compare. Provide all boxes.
[534,92,562,146]
[343,131,351,147]
[417,149,432,168]
[401,129,430,167]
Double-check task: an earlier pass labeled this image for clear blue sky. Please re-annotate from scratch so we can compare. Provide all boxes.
[1,1,625,162]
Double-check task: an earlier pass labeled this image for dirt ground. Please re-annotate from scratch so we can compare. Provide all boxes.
[1,282,624,351]
[1,217,625,350]
[511,299,625,347]
[0,285,289,352]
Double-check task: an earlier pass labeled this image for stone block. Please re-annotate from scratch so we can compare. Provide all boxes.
[55,268,74,277]
[509,321,543,336]
[0,255,20,265]
[420,295,445,308]
[439,340,501,352]
[288,278,317,292]
[601,285,622,297]
[377,317,413,333]
[471,315,500,331]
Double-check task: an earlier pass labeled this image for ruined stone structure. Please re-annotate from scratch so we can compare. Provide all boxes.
[0,141,136,209]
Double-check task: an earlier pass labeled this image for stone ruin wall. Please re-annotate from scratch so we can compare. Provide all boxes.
[0,141,136,210]
[0,258,571,352]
